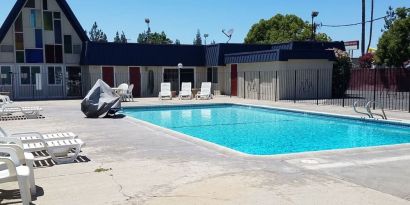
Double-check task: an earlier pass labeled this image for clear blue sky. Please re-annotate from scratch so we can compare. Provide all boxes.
[1,0,409,51]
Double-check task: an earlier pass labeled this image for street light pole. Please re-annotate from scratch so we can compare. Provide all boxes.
[311,11,319,41]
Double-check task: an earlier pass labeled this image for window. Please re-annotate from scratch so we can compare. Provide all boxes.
[64,35,72,53]
[43,11,53,31]
[207,67,218,83]
[16,51,25,63]
[35,29,43,48]
[43,0,48,10]
[25,0,35,8]
[25,49,43,63]
[0,66,11,85]
[0,45,14,52]
[20,66,40,85]
[15,33,24,50]
[48,66,62,85]
[73,45,81,54]
[30,10,42,29]
[45,45,63,63]
[14,13,23,32]
[54,20,62,44]
[53,12,61,19]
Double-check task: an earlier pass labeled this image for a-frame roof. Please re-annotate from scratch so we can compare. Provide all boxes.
[0,0,89,44]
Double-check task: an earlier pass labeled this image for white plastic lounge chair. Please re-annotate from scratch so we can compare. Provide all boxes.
[0,95,13,104]
[196,82,213,100]
[0,104,42,119]
[0,147,32,205]
[0,127,77,143]
[179,82,192,100]
[159,82,172,100]
[1,136,84,164]
[0,144,35,195]
[124,84,134,102]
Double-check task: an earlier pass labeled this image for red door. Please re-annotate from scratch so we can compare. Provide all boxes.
[231,64,238,96]
[129,67,141,97]
[102,67,114,87]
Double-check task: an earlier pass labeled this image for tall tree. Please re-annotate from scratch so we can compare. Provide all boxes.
[361,0,366,55]
[137,31,173,44]
[376,7,410,67]
[244,14,331,44]
[175,39,181,45]
[193,29,202,45]
[366,0,374,53]
[113,31,121,43]
[120,31,127,43]
[89,22,108,42]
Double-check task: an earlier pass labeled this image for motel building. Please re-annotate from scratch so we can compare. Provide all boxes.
[0,0,345,100]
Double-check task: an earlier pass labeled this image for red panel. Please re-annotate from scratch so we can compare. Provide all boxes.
[129,67,141,97]
[102,67,114,87]
[231,64,238,96]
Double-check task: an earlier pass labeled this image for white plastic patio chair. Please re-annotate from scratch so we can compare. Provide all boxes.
[0,95,13,104]
[196,82,213,100]
[0,127,77,143]
[179,82,192,100]
[0,147,32,205]
[0,143,35,195]
[124,84,134,101]
[159,82,172,100]
[116,83,129,102]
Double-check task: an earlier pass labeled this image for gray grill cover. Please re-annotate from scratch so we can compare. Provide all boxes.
[81,79,121,118]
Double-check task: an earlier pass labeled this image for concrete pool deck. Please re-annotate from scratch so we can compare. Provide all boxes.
[1,96,410,204]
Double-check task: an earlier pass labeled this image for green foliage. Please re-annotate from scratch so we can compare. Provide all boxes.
[193,29,202,45]
[332,49,352,97]
[113,31,121,43]
[137,31,173,44]
[376,7,410,67]
[120,31,127,43]
[175,39,181,45]
[244,14,331,44]
[114,31,127,43]
[89,22,107,42]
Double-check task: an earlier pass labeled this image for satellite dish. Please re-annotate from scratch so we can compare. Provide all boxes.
[222,29,234,43]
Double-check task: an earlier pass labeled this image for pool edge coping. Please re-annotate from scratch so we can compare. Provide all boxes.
[122,102,410,159]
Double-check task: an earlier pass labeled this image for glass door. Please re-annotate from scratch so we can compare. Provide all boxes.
[66,66,82,97]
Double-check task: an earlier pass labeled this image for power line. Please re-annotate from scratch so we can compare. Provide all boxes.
[321,15,387,28]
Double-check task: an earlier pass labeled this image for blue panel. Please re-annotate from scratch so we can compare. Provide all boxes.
[35,29,42,48]
[54,20,62,44]
[25,49,44,63]
[30,10,36,28]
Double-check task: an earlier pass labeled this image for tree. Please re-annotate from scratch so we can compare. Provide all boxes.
[114,31,127,43]
[332,49,352,97]
[89,22,107,42]
[193,29,202,45]
[359,53,375,69]
[137,31,173,44]
[376,7,410,67]
[120,31,127,43]
[113,31,121,43]
[175,39,181,45]
[383,6,396,31]
[244,14,331,44]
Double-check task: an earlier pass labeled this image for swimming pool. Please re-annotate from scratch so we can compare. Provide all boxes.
[124,104,410,155]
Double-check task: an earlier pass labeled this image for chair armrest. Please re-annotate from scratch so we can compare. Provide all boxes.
[11,132,44,139]
[0,157,17,176]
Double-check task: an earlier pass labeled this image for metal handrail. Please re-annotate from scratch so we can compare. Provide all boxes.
[366,101,387,120]
[353,100,372,118]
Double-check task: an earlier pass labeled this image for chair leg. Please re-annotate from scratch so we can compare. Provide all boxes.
[49,145,81,164]
[17,174,32,205]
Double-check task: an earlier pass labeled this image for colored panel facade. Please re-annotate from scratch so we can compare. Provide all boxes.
[25,49,44,63]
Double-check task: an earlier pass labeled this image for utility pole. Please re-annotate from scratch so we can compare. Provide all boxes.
[361,0,366,55]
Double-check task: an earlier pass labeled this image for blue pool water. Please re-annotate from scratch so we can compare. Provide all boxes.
[124,104,410,155]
